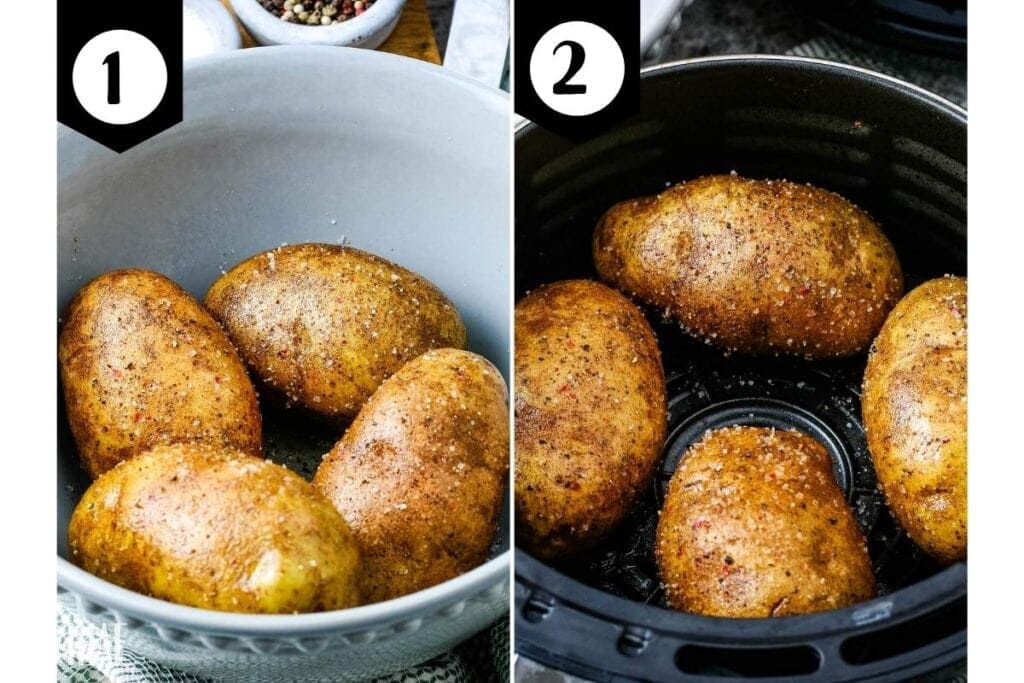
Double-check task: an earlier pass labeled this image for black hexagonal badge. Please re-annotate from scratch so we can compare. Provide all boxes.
[57,4,182,152]
[514,1,639,141]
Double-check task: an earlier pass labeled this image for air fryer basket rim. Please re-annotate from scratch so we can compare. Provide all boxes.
[514,54,967,139]
[514,55,966,679]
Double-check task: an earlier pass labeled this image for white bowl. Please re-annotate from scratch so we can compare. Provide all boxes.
[229,0,406,48]
[640,0,692,60]
[184,0,243,60]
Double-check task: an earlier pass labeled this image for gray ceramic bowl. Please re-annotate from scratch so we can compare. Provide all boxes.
[58,46,509,682]
[229,0,405,48]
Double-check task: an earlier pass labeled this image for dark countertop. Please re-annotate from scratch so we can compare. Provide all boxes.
[654,0,965,106]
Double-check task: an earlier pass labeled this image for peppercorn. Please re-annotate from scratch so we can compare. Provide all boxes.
[259,0,375,24]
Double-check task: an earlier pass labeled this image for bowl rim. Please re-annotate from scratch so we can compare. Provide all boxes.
[58,553,509,635]
[59,44,510,156]
[513,51,966,643]
[228,0,406,46]
[57,44,511,636]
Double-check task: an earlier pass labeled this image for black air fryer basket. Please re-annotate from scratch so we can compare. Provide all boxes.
[514,57,966,682]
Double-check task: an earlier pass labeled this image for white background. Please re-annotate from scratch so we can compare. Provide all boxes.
[964,5,1023,678]
[1,0,56,674]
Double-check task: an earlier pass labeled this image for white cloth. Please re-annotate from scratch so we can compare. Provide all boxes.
[57,604,506,683]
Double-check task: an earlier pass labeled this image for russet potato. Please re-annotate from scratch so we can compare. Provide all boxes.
[68,443,361,613]
[205,243,466,421]
[656,426,875,617]
[58,269,261,478]
[314,348,509,603]
[862,276,967,563]
[593,174,903,358]
[515,279,666,559]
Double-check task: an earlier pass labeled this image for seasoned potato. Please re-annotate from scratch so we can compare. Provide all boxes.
[593,174,904,358]
[313,348,508,603]
[515,280,666,559]
[205,243,466,421]
[656,426,875,617]
[862,276,966,563]
[58,269,261,478]
[68,443,361,613]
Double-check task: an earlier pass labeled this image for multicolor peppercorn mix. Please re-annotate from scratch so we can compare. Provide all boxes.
[259,0,376,26]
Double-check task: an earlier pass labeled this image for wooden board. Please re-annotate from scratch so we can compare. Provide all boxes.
[220,0,441,64]
[378,0,441,63]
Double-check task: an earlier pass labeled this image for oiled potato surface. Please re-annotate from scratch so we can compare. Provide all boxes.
[863,276,967,563]
[68,443,361,613]
[205,243,466,420]
[594,174,903,358]
[314,349,509,603]
[59,269,261,478]
[656,426,875,617]
[515,280,666,559]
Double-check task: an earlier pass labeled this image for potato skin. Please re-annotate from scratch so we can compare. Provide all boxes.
[58,269,261,478]
[313,349,509,603]
[205,243,466,421]
[862,277,966,563]
[593,174,904,358]
[515,280,666,559]
[656,426,875,617]
[68,443,361,613]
